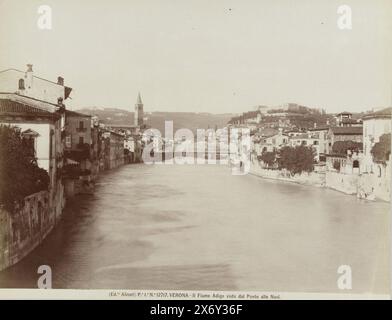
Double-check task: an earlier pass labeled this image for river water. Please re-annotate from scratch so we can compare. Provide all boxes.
[0,164,390,294]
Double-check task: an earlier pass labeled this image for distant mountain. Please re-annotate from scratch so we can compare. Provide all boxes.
[75,107,235,133]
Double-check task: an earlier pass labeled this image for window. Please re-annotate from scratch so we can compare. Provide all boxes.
[79,121,84,129]
[65,136,71,148]
[79,137,84,145]
[18,78,25,90]
[313,140,319,145]
[22,136,36,156]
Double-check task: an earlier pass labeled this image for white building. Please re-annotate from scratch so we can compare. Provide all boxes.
[289,132,324,161]
[0,65,71,174]
[253,129,289,154]
[0,64,73,223]
[0,64,72,106]
[362,107,391,173]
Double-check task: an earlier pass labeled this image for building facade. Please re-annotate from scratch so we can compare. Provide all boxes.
[289,132,324,161]
[64,110,92,172]
[326,126,363,154]
[0,65,72,270]
[362,107,392,173]
[103,130,125,170]
[253,129,289,154]
[0,65,72,106]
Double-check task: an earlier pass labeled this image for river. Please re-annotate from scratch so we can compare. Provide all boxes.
[0,163,390,294]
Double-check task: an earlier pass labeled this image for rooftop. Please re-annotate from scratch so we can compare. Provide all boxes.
[0,98,58,118]
[0,68,73,99]
[336,111,352,116]
[341,118,361,124]
[329,126,363,135]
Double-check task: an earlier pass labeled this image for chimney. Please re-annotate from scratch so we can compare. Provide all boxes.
[57,76,64,86]
[314,122,317,128]
[25,64,33,90]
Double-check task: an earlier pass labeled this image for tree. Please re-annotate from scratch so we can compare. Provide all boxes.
[0,125,50,212]
[258,151,276,168]
[371,133,391,163]
[278,145,315,175]
[332,140,363,155]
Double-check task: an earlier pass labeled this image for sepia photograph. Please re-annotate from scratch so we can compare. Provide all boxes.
[0,0,391,301]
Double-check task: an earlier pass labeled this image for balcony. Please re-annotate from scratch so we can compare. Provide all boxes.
[76,127,87,132]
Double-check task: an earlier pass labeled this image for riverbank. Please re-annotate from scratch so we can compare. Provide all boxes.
[0,183,65,271]
[249,160,325,187]
[249,160,390,202]
[0,161,138,272]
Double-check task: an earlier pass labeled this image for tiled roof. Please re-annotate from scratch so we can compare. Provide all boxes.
[329,126,363,135]
[22,128,40,136]
[336,111,352,116]
[0,99,55,117]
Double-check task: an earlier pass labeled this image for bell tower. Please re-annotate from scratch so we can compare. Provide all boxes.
[134,92,144,127]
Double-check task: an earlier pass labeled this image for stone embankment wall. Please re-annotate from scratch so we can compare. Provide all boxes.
[357,173,390,202]
[249,160,325,187]
[250,160,390,202]
[325,171,390,202]
[0,182,65,271]
[325,171,358,195]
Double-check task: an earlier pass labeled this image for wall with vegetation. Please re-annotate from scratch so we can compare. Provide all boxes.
[250,159,325,187]
[0,182,65,271]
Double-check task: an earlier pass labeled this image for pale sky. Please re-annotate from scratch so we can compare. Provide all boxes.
[0,0,391,114]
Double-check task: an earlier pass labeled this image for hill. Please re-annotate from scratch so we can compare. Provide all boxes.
[75,107,235,133]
